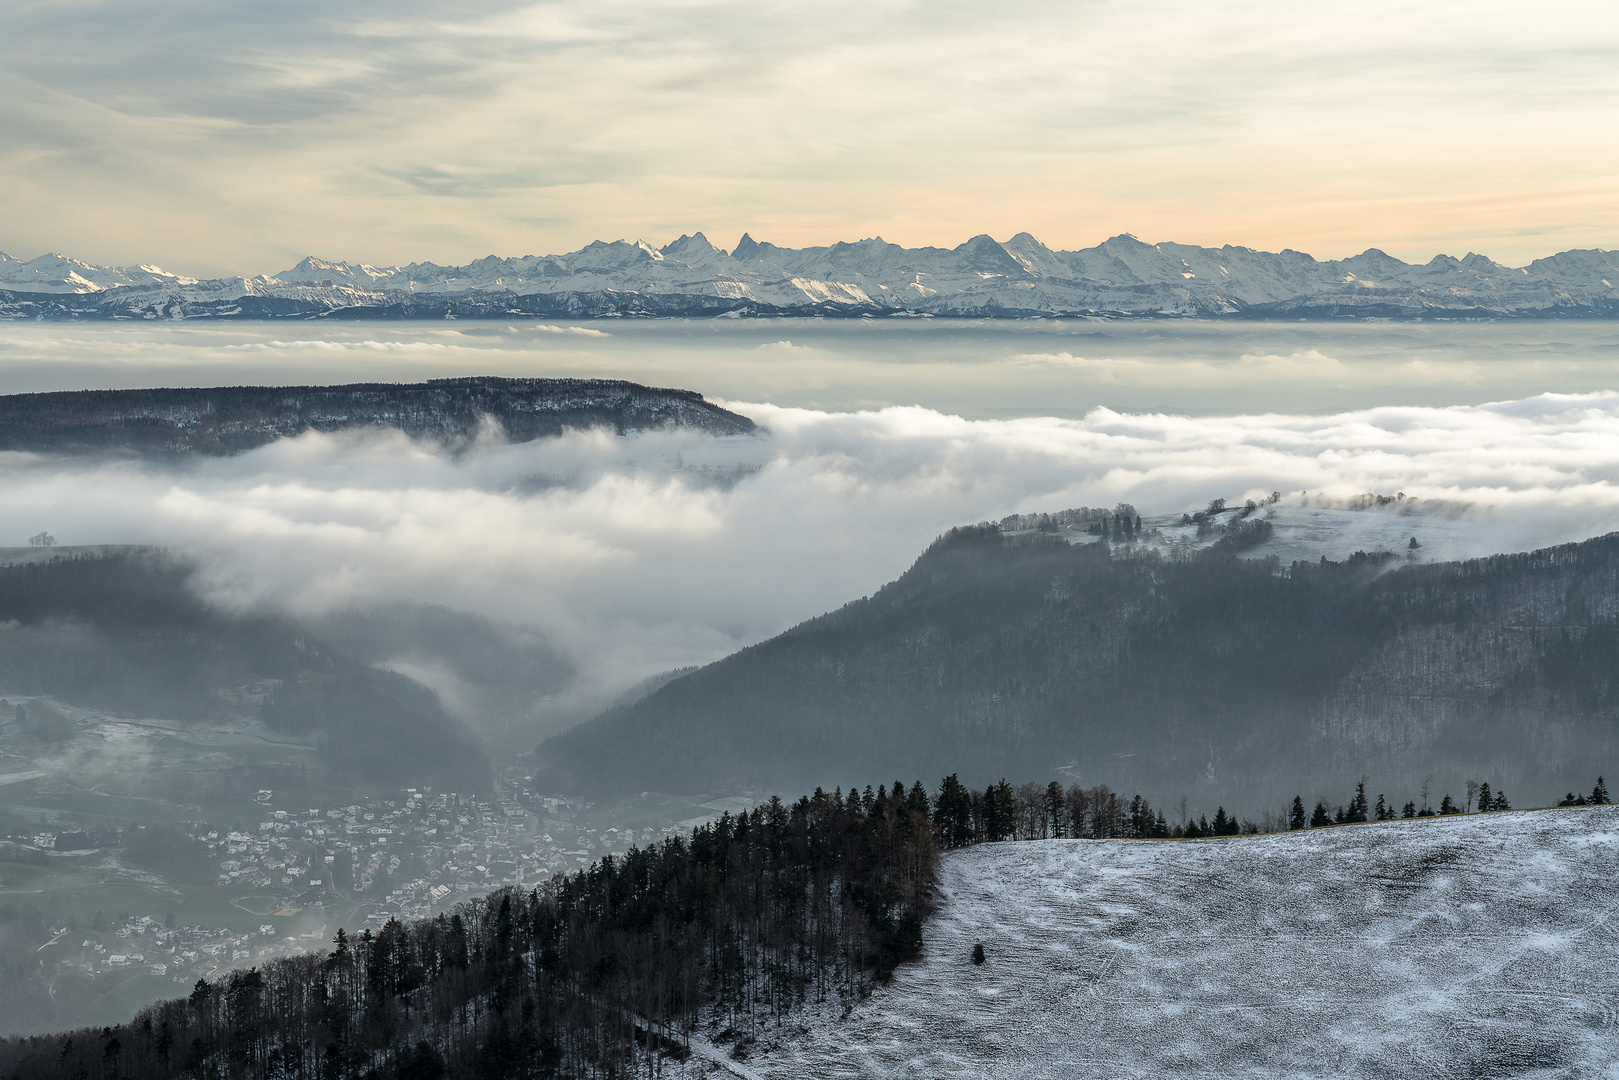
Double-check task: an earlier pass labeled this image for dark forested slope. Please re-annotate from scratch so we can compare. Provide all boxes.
[0,552,488,790]
[536,528,1619,808]
[0,377,755,455]
[0,788,935,1080]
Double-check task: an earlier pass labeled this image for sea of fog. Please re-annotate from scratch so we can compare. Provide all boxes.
[3,318,1619,416]
[6,317,1619,719]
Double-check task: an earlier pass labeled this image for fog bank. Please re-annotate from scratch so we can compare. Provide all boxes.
[8,390,1619,723]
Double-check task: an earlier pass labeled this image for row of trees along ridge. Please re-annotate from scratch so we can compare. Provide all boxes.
[2,772,1607,1080]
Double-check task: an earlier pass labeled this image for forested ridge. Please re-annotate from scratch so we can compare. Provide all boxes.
[0,377,754,455]
[538,527,1619,807]
[4,767,1599,1079]
[0,784,936,1080]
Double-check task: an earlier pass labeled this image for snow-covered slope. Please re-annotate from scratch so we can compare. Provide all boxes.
[0,250,198,293]
[737,809,1619,1078]
[4,234,1619,319]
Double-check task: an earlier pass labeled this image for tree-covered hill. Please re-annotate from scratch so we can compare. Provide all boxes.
[0,552,489,791]
[0,377,755,456]
[0,786,936,1080]
[535,527,1619,809]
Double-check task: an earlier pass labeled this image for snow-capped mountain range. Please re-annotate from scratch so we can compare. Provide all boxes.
[4,233,1619,319]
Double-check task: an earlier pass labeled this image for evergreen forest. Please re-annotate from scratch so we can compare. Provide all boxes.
[539,526,1619,807]
[3,768,1596,1080]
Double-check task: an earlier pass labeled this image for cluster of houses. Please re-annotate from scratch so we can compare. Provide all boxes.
[218,785,681,929]
[9,780,691,992]
[65,916,323,983]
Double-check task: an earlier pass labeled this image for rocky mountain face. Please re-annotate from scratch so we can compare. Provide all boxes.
[4,234,1618,319]
[533,526,1619,809]
[0,376,756,454]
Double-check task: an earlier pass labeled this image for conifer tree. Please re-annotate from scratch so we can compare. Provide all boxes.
[1439,795,1458,815]
[1373,794,1389,821]
[1310,801,1331,828]
[908,780,931,817]
[1476,783,1492,812]
[1346,783,1369,823]
[1593,776,1610,805]
[1402,801,1416,819]
[1288,796,1306,831]
[935,775,974,848]
[1045,781,1066,838]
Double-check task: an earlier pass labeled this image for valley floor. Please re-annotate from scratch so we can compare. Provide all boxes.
[704,809,1619,1078]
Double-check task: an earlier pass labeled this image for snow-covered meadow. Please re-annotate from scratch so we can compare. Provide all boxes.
[733,809,1619,1078]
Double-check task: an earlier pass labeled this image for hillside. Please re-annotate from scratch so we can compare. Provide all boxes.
[0,551,489,792]
[3,798,1611,1077]
[0,377,755,455]
[4,234,1619,319]
[535,526,1619,809]
[741,807,1619,1079]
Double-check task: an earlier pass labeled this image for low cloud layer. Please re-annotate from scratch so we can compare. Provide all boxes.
[7,319,1619,420]
[7,392,1619,725]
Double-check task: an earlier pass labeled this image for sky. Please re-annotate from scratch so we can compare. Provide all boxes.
[2,0,1618,274]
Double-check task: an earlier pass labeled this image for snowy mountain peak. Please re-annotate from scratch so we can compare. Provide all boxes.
[955,234,1030,276]
[0,252,202,294]
[7,234,1619,319]
[661,232,720,255]
[271,257,402,288]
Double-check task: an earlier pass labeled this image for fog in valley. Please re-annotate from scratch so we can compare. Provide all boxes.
[5,318,1619,417]
[6,319,1619,1039]
[6,321,1619,731]
[8,0,1619,1063]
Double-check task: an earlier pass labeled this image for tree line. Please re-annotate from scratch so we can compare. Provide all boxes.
[2,770,1609,1080]
[0,784,935,1080]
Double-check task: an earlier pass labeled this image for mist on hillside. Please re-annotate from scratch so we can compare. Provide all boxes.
[7,389,1619,737]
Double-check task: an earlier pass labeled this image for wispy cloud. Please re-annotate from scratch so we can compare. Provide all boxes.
[1,0,1616,271]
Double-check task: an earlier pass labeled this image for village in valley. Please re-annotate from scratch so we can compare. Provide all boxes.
[1,748,704,1030]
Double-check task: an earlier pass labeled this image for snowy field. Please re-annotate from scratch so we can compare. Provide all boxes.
[727,809,1619,1079]
[1147,499,1489,567]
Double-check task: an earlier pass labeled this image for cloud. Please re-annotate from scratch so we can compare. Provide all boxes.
[531,324,611,337]
[8,390,1619,725]
[1,0,1617,270]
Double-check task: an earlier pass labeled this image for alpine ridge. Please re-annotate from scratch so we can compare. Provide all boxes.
[4,233,1619,320]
